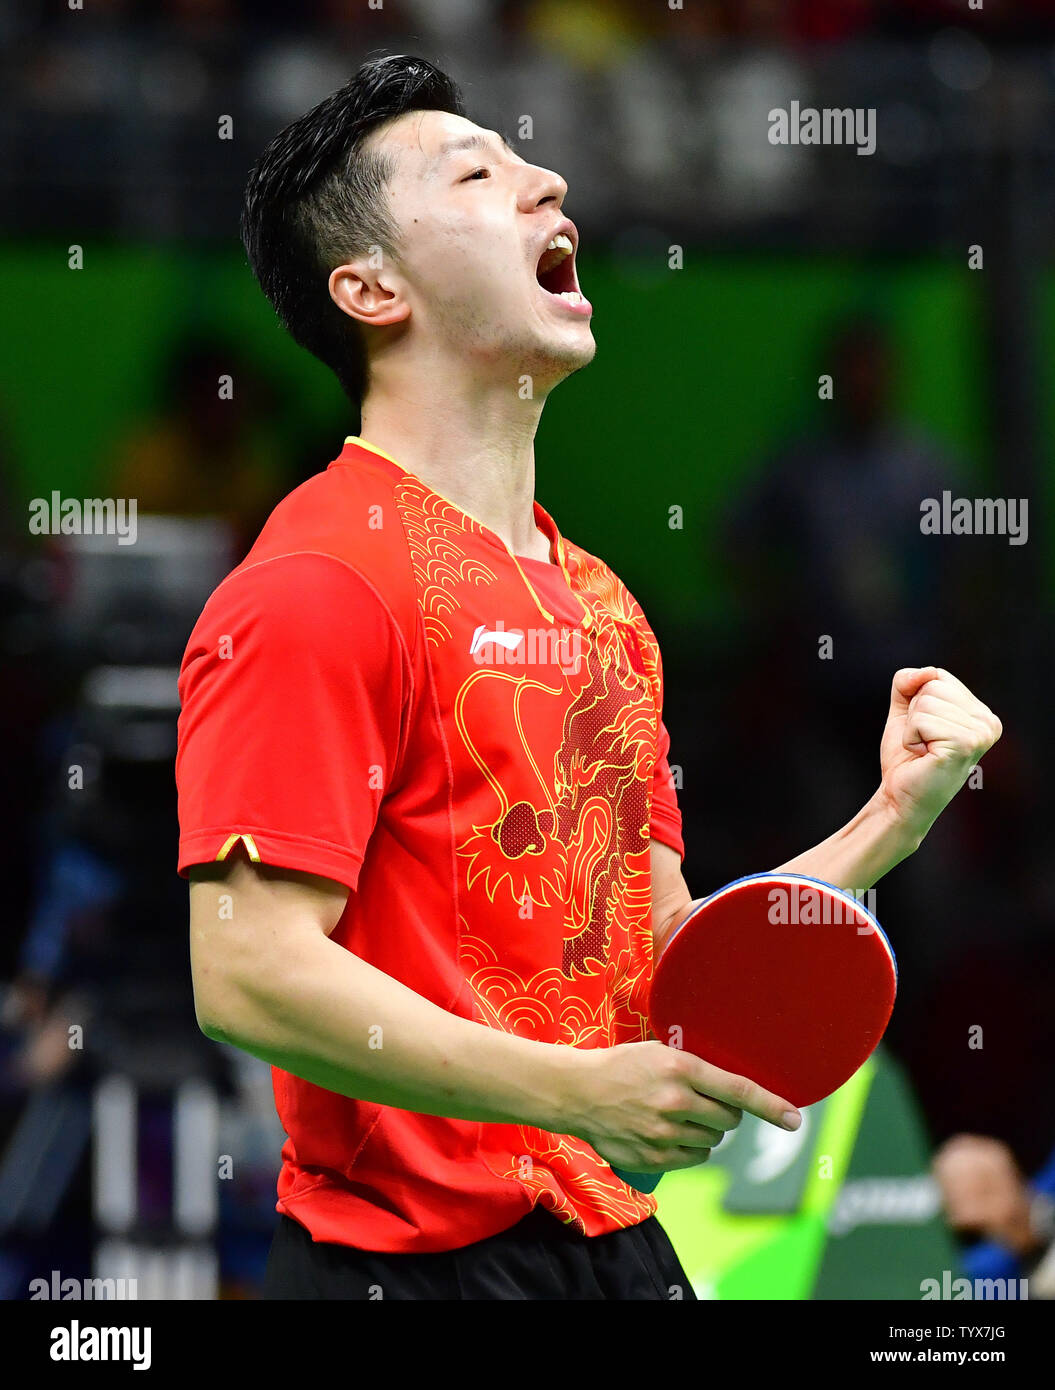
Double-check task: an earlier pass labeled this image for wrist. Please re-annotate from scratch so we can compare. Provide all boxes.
[537,1041,591,1137]
[778,788,922,893]
[653,897,703,958]
[867,784,927,863]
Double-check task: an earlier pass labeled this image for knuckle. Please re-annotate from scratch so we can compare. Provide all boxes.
[657,1086,685,1114]
[724,1072,751,1106]
[662,1048,691,1080]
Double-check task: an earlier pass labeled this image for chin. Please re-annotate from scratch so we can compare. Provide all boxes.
[536,326,597,382]
[481,319,596,392]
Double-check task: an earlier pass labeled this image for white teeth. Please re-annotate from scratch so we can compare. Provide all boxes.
[558,290,583,304]
[546,233,574,256]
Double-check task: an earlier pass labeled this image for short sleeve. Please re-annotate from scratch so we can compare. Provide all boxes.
[176,552,411,890]
[649,717,684,860]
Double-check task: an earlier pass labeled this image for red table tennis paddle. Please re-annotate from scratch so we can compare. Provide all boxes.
[613,872,897,1192]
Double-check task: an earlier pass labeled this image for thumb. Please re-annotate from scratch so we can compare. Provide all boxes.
[889,665,939,717]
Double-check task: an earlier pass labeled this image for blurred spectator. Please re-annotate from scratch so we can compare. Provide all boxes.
[933,1134,1055,1297]
[11,3,1055,241]
[700,310,1054,1170]
[723,312,968,818]
[106,334,287,557]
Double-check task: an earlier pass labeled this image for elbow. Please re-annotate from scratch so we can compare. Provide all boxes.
[191,957,284,1054]
[193,991,232,1044]
[196,1009,229,1044]
[191,964,246,1046]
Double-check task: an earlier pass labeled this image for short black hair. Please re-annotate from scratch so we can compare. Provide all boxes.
[241,55,466,408]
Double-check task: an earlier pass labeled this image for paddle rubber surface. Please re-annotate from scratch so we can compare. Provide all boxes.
[649,872,897,1109]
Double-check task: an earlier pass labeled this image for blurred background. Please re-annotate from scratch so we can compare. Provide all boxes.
[2,0,1054,1299]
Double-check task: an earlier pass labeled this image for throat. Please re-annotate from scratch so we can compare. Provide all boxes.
[515,527,557,566]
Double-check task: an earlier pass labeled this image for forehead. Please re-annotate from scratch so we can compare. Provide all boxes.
[369,109,519,179]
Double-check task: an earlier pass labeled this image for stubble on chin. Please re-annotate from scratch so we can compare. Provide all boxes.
[429,297,596,389]
[511,323,597,390]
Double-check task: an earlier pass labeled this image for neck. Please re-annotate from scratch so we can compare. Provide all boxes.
[358,357,553,562]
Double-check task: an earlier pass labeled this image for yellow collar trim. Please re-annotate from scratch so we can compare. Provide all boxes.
[344,435,401,468]
[342,435,569,626]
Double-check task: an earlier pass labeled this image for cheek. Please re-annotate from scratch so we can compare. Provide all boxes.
[405,217,530,323]
[441,246,527,317]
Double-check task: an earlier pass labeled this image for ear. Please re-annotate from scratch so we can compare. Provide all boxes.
[328,257,411,329]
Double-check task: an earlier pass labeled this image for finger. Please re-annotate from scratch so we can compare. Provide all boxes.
[910,692,985,723]
[904,712,990,753]
[670,1098,743,1132]
[683,1055,801,1130]
[654,1122,726,1150]
[889,665,941,716]
[639,1145,714,1174]
[905,695,988,744]
[929,671,1003,739]
[932,667,977,700]
[907,698,982,737]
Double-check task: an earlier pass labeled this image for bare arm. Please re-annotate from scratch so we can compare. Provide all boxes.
[649,839,694,955]
[772,789,913,892]
[649,798,910,954]
[190,855,799,1175]
[778,667,1001,890]
[651,667,1002,925]
[189,857,573,1129]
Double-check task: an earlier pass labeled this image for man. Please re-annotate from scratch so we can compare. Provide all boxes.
[176,55,1001,1300]
[933,1133,1055,1299]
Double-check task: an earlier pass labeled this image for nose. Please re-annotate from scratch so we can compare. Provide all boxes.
[518,162,567,213]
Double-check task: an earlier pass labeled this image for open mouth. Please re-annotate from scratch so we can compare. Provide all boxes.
[535,233,589,309]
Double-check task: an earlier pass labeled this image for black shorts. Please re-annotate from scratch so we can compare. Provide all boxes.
[263,1206,697,1301]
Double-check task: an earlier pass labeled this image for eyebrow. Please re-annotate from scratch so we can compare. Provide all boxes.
[434,132,518,164]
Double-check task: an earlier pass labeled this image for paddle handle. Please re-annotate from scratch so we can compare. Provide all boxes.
[612,1167,663,1193]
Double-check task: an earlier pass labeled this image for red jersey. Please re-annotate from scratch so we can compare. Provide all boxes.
[176,436,684,1252]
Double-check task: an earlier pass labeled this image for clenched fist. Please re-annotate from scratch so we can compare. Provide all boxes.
[877,667,1002,847]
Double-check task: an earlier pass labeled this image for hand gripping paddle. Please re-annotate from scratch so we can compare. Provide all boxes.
[613,872,897,1192]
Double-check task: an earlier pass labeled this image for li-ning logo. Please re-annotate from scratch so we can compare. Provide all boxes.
[470,625,524,656]
[768,101,876,156]
[470,622,583,675]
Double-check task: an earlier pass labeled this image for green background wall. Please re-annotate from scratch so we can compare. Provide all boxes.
[2,246,993,631]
